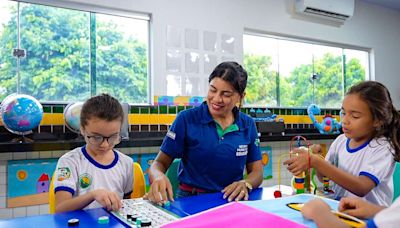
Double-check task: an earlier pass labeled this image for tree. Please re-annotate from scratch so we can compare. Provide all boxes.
[0,2,148,103]
[244,52,365,108]
[244,54,278,106]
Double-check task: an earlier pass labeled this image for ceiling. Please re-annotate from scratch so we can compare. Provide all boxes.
[361,0,400,11]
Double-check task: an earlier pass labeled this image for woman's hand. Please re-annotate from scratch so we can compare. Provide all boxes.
[283,148,310,176]
[221,180,250,202]
[338,197,385,219]
[145,174,174,205]
[91,189,122,211]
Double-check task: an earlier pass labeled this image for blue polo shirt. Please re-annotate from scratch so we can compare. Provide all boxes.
[160,101,261,192]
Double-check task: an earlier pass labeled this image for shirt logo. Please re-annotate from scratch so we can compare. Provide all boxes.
[57,167,71,181]
[236,145,248,156]
[79,173,92,190]
[166,130,176,140]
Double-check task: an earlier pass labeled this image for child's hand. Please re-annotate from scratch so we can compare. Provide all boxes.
[301,198,331,220]
[147,174,174,205]
[310,144,322,155]
[283,148,309,176]
[91,189,122,211]
[338,197,385,219]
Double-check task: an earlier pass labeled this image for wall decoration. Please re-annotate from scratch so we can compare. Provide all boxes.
[7,159,57,207]
[260,146,273,180]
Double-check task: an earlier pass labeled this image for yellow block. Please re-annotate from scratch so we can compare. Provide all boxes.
[128,114,176,125]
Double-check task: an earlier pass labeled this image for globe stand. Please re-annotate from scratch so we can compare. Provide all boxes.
[72,133,83,141]
[10,134,34,143]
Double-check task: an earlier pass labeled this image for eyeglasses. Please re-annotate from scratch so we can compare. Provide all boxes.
[85,133,121,146]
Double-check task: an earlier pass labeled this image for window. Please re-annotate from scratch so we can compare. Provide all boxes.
[0,1,150,104]
[243,33,369,108]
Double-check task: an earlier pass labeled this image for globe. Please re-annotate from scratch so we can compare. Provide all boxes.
[0,94,43,135]
[64,102,83,133]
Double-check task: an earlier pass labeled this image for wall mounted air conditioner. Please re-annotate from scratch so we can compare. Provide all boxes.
[295,0,354,22]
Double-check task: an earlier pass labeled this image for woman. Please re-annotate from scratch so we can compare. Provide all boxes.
[147,61,263,204]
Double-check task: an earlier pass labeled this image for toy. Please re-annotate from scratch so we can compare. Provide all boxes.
[307,104,341,134]
[275,136,333,198]
[249,108,278,122]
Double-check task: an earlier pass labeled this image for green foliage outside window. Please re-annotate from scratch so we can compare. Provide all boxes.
[0,2,149,103]
[244,47,365,108]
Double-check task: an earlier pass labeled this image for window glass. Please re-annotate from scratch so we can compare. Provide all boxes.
[19,3,90,101]
[0,1,150,104]
[96,14,149,104]
[278,40,313,107]
[0,1,17,100]
[343,49,368,92]
[243,34,369,108]
[243,35,278,106]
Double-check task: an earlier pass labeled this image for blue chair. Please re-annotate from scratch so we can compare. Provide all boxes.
[393,162,400,202]
[165,158,181,196]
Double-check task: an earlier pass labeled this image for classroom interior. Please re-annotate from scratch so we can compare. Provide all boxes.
[0,0,400,223]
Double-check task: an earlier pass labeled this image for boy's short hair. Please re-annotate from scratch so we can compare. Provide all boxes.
[80,93,124,128]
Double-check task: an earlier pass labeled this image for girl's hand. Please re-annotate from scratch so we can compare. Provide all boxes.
[221,180,249,202]
[146,174,174,205]
[301,198,331,220]
[91,189,122,211]
[338,197,385,219]
[283,148,309,176]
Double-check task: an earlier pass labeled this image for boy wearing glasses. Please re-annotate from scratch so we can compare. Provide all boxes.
[54,94,134,213]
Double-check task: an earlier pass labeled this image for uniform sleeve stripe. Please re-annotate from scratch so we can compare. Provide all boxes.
[366,218,378,228]
[359,171,380,186]
[55,186,75,195]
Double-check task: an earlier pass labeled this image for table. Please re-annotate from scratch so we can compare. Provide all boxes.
[0,186,341,228]
[166,185,294,217]
[0,207,125,227]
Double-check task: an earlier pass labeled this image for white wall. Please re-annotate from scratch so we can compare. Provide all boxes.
[35,0,400,107]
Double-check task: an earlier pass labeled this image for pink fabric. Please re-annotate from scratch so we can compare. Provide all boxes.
[162,202,307,228]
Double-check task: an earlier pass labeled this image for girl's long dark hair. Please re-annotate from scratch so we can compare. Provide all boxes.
[347,81,400,162]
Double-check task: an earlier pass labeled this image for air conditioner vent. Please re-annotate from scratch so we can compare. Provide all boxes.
[304,7,350,20]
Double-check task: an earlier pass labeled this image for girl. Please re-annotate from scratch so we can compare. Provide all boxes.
[54,94,134,213]
[284,81,400,206]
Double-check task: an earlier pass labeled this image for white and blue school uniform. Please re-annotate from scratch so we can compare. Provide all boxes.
[160,101,261,192]
[367,196,400,228]
[54,146,134,209]
[326,134,395,206]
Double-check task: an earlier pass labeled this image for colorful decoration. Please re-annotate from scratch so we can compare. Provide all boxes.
[307,104,341,134]
[188,96,204,106]
[249,108,278,122]
[156,96,174,106]
[154,96,204,106]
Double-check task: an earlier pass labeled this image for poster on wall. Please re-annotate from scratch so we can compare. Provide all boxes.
[260,146,273,180]
[7,159,58,208]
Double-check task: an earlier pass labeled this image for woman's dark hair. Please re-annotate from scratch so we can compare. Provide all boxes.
[347,81,400,162]
[80,93,124,128]
[209,61,248,97]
